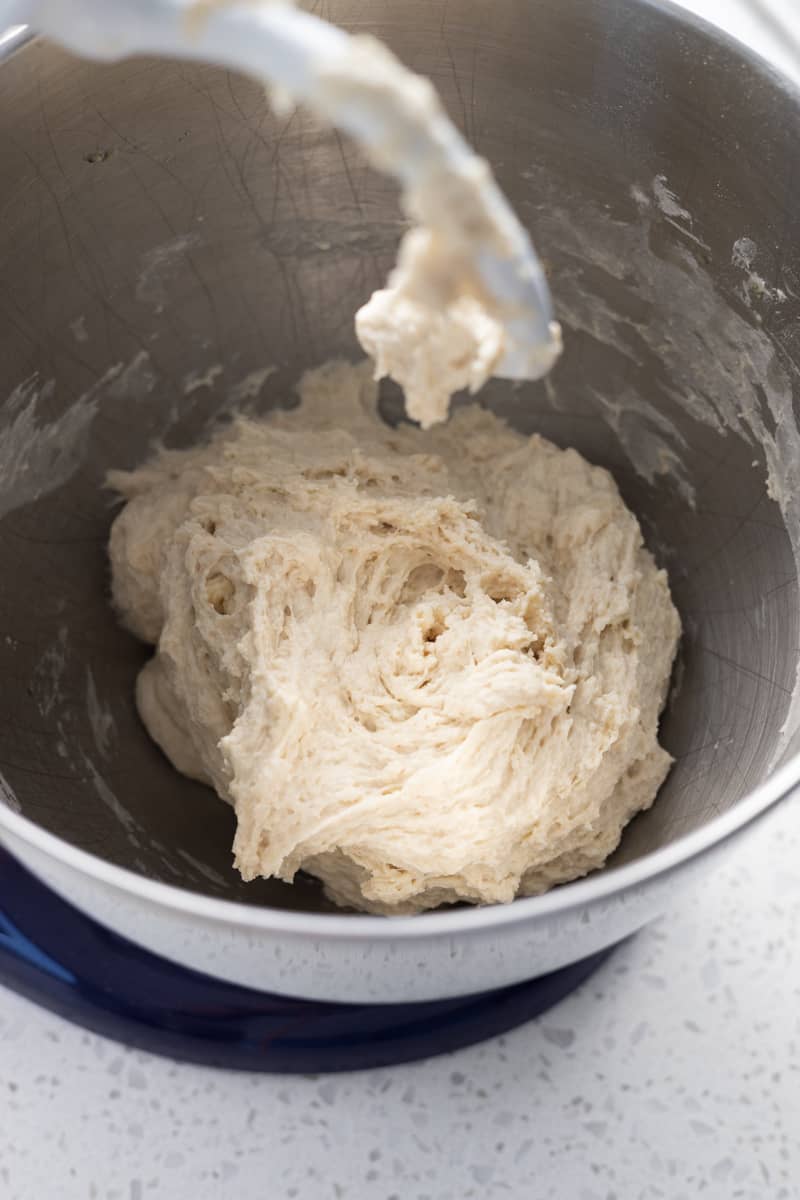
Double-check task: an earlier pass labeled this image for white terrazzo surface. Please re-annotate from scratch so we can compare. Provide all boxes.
[2,2,800,1198]
[1,798,798,1200]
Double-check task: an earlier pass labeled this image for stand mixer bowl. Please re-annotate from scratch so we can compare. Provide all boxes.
[0,0,799,1004]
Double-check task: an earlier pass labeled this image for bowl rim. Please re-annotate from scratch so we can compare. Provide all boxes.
[0,747,795,941]
[1,0,799,940]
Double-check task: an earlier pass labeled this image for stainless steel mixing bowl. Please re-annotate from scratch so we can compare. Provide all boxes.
[1,0,799,1003]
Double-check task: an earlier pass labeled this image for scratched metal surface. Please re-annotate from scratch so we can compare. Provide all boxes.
[0,0,799,911]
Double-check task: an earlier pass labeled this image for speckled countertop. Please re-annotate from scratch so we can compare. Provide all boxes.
[1,797,798,1200]
[2,3,800,1199]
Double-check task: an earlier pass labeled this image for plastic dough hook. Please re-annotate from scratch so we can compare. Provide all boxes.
[0,0,562,390]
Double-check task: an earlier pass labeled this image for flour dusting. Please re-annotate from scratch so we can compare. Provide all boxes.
[86,667,116,761]
[0,353,156,521]
[228,365,278,406]
[136,233,201,314]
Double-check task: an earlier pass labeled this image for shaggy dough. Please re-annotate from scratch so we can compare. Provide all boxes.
[308,34,562,429]
[108,361,680,914]
[356,228,507,430]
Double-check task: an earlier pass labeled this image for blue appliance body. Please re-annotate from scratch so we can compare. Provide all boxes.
[0,848,610,1072]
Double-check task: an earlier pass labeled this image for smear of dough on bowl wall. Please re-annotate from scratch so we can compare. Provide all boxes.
[107,359,680,915]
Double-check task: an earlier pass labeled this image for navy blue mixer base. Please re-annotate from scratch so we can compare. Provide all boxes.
[0,848,611,1072]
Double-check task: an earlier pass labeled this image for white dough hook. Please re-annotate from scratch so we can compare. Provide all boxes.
[0,0,562,400]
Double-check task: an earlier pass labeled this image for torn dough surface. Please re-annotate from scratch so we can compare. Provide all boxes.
[109,361,680,914]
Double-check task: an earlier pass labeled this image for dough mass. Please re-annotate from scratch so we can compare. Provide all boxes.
[109,361,680,914]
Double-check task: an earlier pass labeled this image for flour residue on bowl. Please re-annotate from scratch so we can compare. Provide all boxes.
[732,236,787,308]
[86,667,116,761]
[0,378,97,522]
[136,233,202,314]
[80,750,143,848]
[543,172,799,519]
[228,365,278,406]
[0,352,156,522]
[69,314,89,344]
[33,626,70,719]
[649,175,710,253]
[182,364,224,395]
[0,772,21,814]
[532,169,800,763]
